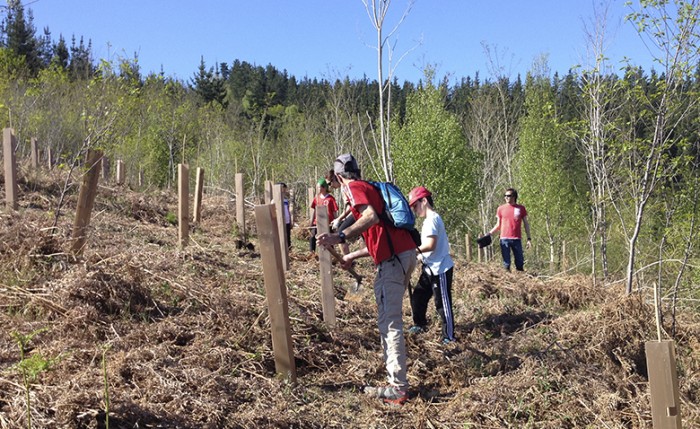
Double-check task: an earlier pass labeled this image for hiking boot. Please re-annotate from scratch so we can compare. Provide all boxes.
[407,325,425,335]
[363,385,408,406]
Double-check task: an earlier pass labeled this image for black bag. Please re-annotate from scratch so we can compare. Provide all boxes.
[476,234,492,248]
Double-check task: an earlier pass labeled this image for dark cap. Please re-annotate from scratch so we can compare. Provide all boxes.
[334,154,359,174]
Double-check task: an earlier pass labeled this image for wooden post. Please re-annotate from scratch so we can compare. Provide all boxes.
[3,128,18,211]
[288,188,295,226]
[70,150,102,254]
[254,203,297,383]
[116,160,126,185]
[30,137,39,169]
[477,246,482,264]
[273,183,289,271]
[46,147,53,170]
[101,156,110,181]
[178,164,189,249]
[236,173,245,240]
[465,234,472,262]
[561,240,568,272]
[316,205,336,327]
[138,168,145,188]
[307,186,315,221]
[193,167,204,223]
[645,340,682,428]
[264,180,273,203]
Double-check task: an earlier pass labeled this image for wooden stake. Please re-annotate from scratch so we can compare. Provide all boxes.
[645,340,683,428]
[264,180,273,204]
[101,156,110,181]
[193,167,204,223]
[30,137,39,169]
[316,205,336,327]
[3,128,18,211]
[308,186,315,221]
[465,234,472,262]
[273,183,289,271]
[178,164,189,249]
[70,150,102,254]
[561,240,567,271]
[236,173,246,240]
[116,160,126,185]
[254,203,297,383]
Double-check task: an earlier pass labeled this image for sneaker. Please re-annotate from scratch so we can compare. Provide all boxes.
[442,337,456,345]
[407,325,425,335]
[364,385,408,406]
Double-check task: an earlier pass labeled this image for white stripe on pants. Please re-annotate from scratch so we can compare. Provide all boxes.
[374,249,416,389]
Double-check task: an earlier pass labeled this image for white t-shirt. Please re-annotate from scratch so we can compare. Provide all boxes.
[421,210,454,275]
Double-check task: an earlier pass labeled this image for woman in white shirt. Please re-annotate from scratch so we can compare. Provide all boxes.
[406,186,456,344]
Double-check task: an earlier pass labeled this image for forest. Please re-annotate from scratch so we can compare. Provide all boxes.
[2,0,700,310]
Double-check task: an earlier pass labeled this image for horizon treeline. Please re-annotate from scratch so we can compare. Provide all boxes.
[2,0,700,307]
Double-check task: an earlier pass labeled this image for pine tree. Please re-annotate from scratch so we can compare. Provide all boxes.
[2,0,40,76]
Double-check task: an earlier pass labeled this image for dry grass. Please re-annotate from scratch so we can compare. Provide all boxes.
[1,169,700,428]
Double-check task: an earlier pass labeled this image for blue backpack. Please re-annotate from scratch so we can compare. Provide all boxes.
[367,181,421,248]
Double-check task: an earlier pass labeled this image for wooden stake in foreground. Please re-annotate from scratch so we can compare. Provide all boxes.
[646,340,682,428]
[193,167,204,223]
[178,164,189,249]
[254,203,297,383]
[3,128,18,211]
[273,183,289,271]
[316,205,336,327]
[70,150,103,255]
[236,173,245,240]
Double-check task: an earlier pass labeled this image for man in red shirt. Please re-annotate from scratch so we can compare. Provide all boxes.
[316,154,416,406]
[488,188,532,271]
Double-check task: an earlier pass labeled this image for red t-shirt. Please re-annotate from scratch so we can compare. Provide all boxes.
[346,180,415,265]
[497,203,528,239]
[311,193,339,226]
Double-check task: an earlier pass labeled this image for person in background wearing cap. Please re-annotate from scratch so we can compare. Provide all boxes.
[316,153,416,406]
[488,188,531,271]
[326,169,356,255]
[406,186,456,344]
[309,178,339,254]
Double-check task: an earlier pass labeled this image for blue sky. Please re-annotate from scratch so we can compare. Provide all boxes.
[26,0,655,84]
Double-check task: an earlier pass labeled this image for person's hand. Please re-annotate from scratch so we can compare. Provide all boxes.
[339,255,354,270]
[526,239,532,250]
[316,232,341,248]
[331,218,341,231]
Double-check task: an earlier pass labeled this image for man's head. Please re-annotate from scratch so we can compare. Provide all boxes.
[325,169,340,189]
[504,188,518,203]
[333,154,361,181]
[317,178,329,193]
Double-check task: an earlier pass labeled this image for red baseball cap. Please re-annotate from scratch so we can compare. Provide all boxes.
[408,186,432,207]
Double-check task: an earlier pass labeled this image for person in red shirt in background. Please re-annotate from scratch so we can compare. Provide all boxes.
[488,188,532,271]
[316,153,416,406]
[309,178,339,254]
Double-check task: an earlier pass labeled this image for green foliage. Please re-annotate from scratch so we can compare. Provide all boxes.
[12,328,52,429]
[165,212,177,225]
[393,73,480,237]
[516,71,587,256]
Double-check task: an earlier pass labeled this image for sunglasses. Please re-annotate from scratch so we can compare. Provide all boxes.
[504,194,514,197]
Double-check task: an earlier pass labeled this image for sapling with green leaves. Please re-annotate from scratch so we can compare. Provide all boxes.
[12,328,50,429]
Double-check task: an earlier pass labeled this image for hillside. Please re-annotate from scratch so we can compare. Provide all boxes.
[1,169,700,428]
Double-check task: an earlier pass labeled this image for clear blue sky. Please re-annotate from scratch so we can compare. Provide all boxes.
[27,0,655,84]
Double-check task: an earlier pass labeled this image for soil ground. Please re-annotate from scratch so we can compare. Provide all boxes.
[1,168,700,428]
